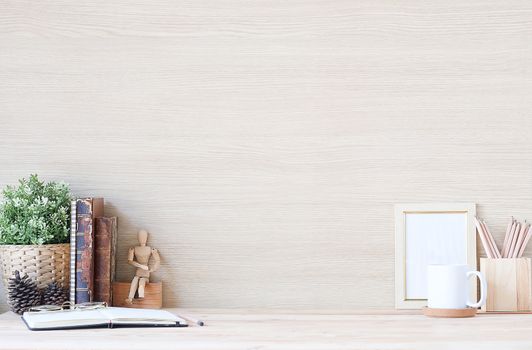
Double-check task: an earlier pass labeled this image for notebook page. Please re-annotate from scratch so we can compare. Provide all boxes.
[101,307,186,325]
[23,309,108,329]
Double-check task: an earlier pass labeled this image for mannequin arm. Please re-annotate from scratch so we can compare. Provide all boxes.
[127,247,149,270]
[149,249,161,273]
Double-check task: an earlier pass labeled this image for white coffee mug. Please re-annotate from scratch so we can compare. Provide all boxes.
[427,264,487,309]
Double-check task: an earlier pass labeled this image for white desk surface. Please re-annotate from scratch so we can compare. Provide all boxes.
[0,309,531,350]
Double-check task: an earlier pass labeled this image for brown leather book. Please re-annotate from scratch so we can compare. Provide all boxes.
[93,217,118,304]
[75,198,104,303]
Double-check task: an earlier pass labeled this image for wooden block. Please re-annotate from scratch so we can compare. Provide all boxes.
[480,258,531,312]
[112,281,163,309]
[517,258,531,311]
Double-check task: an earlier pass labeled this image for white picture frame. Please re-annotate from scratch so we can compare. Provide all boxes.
[395,203,477,309]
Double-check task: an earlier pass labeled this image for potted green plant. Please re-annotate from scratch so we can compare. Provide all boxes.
[0,175,71,289]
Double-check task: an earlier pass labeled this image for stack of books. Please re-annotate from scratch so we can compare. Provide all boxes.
[70,198,118,304]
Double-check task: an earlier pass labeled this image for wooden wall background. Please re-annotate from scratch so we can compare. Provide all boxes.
[0,0,531,311]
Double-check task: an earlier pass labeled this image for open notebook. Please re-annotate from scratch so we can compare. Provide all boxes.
[22,307,188,331]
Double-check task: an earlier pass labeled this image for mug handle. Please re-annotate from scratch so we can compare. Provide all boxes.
[466,271,487,308]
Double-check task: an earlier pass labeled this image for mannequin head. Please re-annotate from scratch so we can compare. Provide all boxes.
[138,229,148,246]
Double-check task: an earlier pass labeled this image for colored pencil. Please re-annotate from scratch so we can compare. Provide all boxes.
[517,226,532,258]
[482,220,501,258]
[503,221,518,258]
[501,217,514,258]
[508,223,522,259]
[512,223,530,258]
[474,217,494,258]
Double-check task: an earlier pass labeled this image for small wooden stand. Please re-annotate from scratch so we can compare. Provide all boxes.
[422,307,477,318]
[112,282,162,309]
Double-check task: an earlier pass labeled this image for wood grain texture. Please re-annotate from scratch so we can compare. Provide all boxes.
[112,282,163,309]
[481,258,532,312]
[4,309,532,349]
[0,0,532,311]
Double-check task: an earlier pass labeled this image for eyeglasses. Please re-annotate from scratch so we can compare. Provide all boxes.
[28,302,108,313]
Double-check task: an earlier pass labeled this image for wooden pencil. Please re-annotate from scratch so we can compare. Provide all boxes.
[512,223,530,258]
[501,217,514,258]
[517,226,532,258]
[508,222,521,259]
[474,217,494,258]
[503,221,518,258]
[478,220,492,257]
[481,220,501,258]
[177,313,205,326]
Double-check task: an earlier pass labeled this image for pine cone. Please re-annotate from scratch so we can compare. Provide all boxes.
[42,282,68,306]
[7,271,41,315]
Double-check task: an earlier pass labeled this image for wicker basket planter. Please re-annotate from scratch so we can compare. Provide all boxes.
[0,243,70,289]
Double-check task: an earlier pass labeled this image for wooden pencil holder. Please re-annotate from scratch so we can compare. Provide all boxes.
[480,258,531,312]
[112,281,163,309]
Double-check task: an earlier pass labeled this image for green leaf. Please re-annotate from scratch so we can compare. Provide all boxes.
[0,174,71,245]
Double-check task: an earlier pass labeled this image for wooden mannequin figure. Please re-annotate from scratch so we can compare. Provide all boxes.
[125,229,161,305]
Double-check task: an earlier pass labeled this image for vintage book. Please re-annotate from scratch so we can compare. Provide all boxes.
[75,198,104,303]
[22,307,187,331]
[69,200,77,303]
[93,217,118,304]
